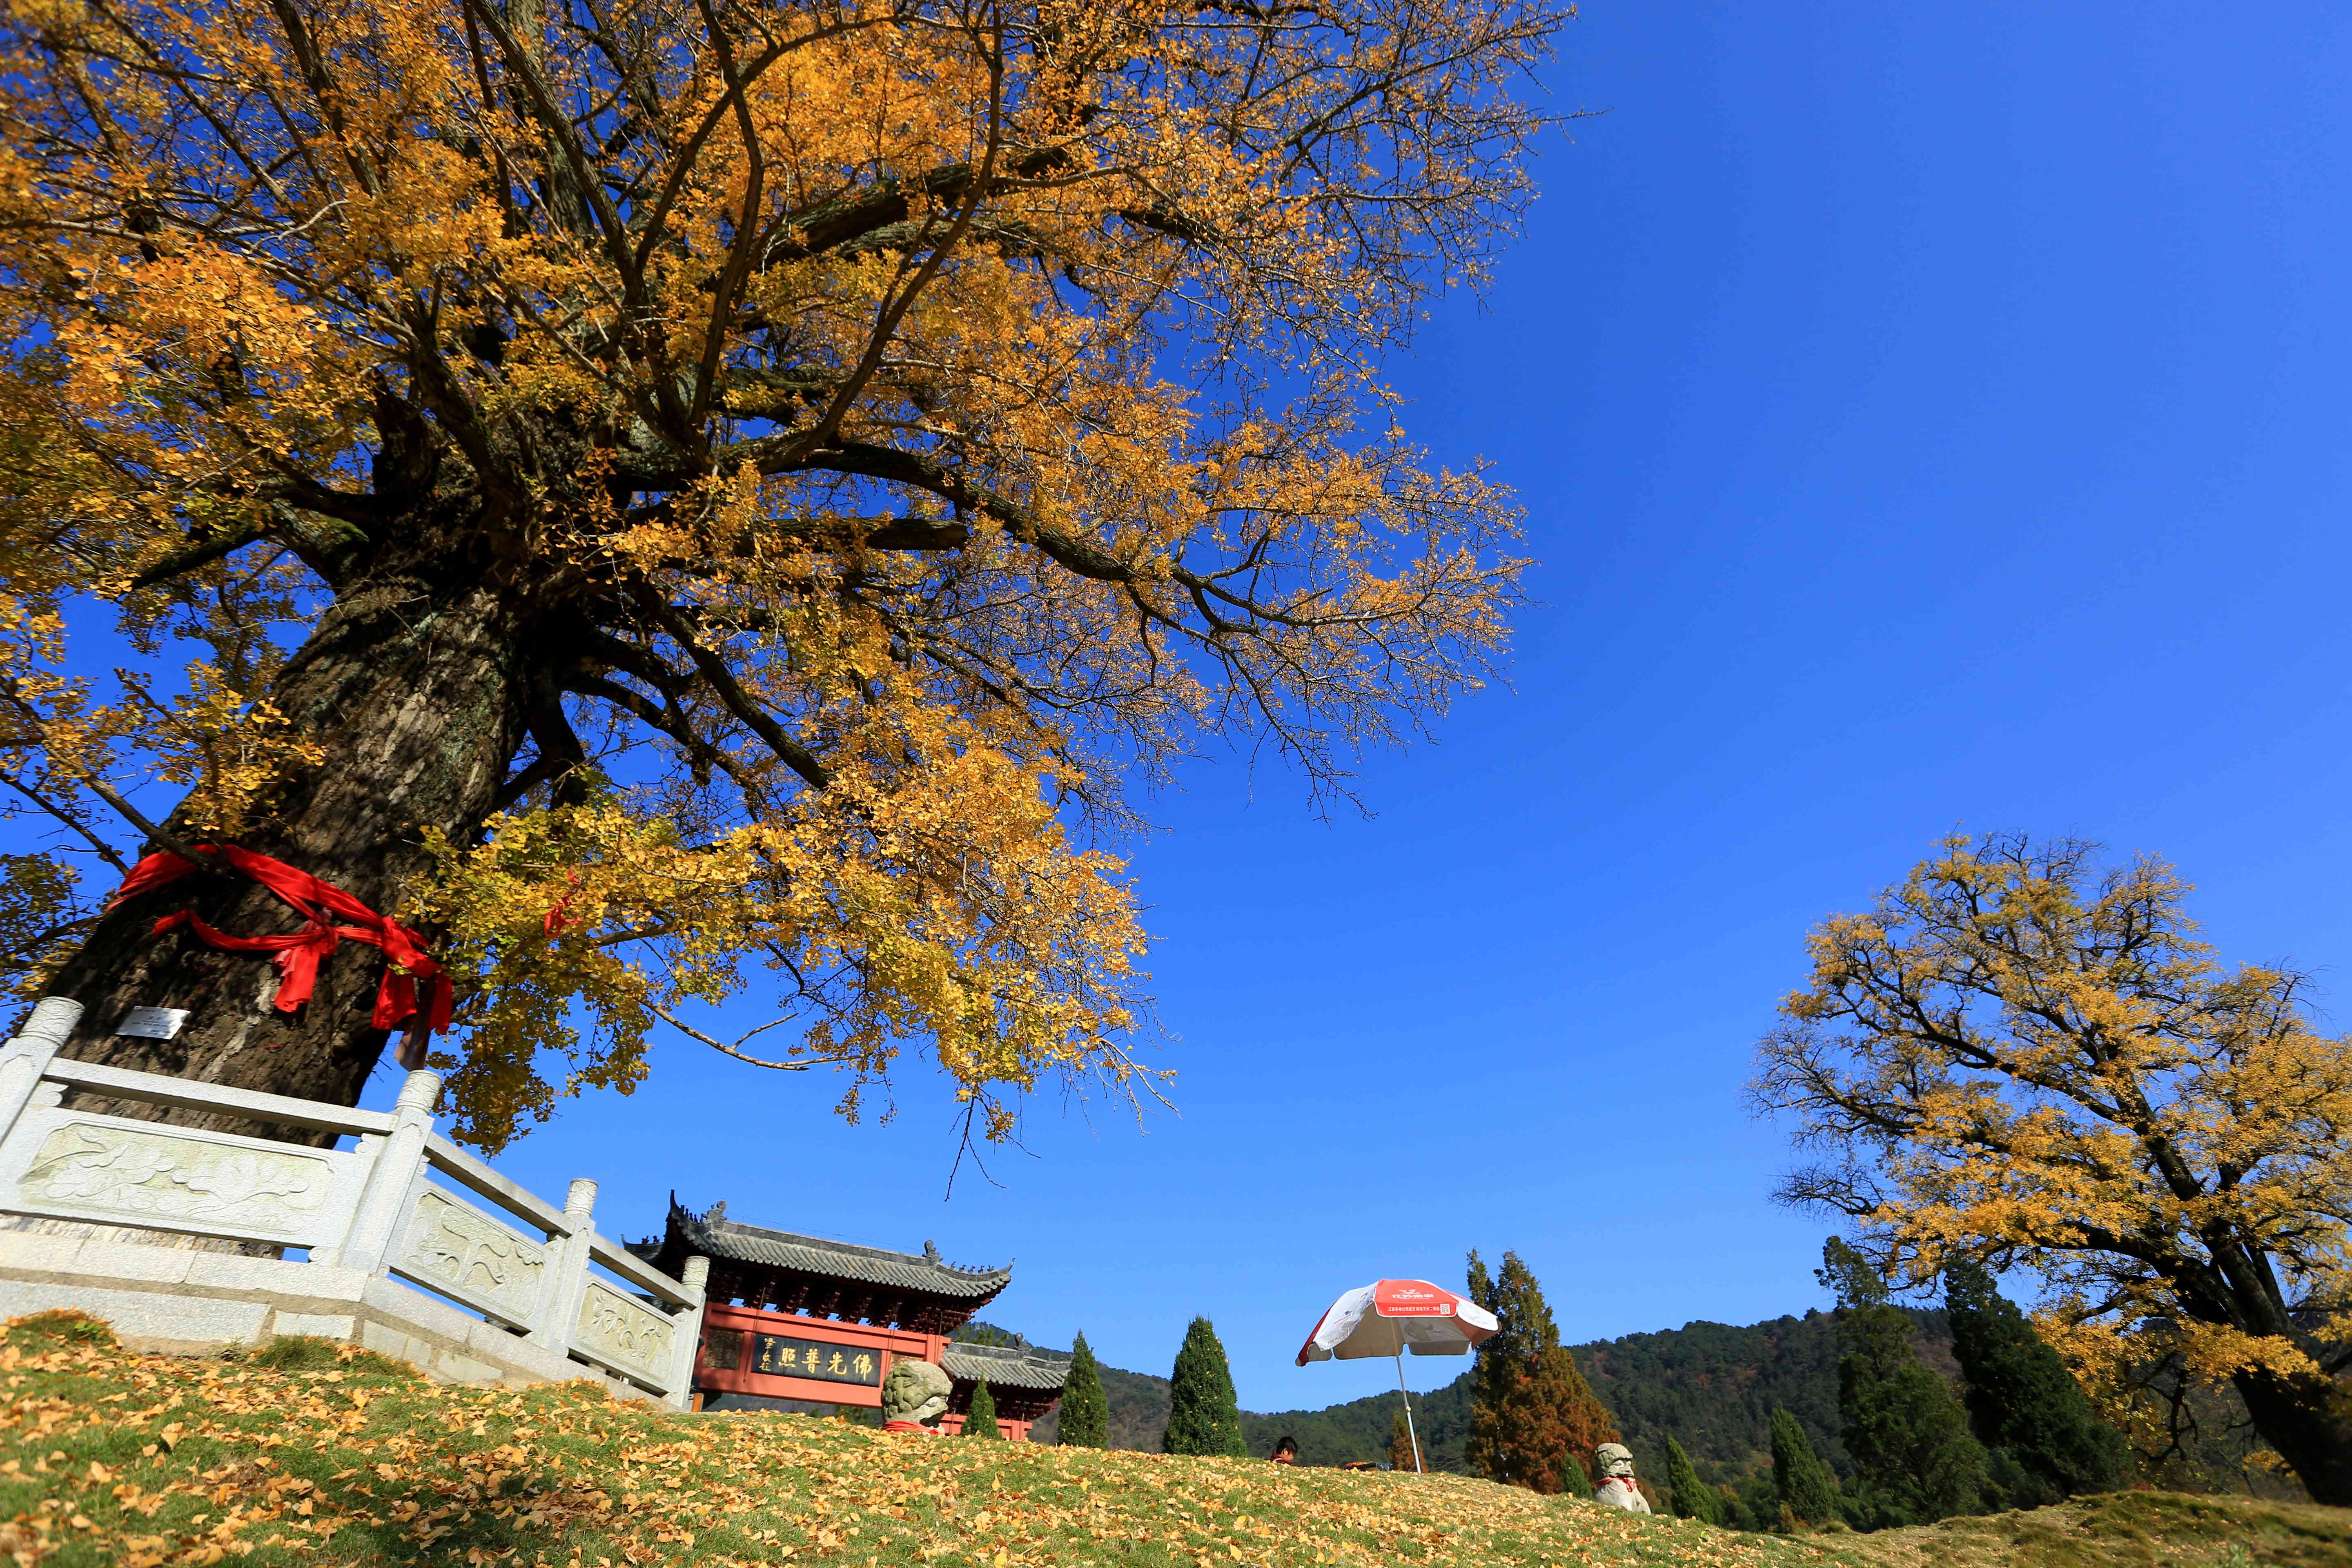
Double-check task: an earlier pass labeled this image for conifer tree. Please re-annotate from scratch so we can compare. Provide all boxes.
[1058,1333,1109,1449]
[1559,1446,1593,1498]
[964,1379,1000,1439]
[1164,1317,1248,1457]
[1464,1250,1621,1494]
[1723,1475,1768,1532]
[1944,1259,2132,1502]
[1665,1437,1724,1524]
[1769,1408,1843,1529]
[1821,1239,1989,1527]
[1389,1411,1419,1472]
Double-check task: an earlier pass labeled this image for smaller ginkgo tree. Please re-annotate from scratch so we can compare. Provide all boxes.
[1752,833,2352,1506]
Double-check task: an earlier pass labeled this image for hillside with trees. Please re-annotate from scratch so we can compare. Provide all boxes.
[1580,1311,1953,1488]
[1031,1297,2294,1506]
[1033,1309,1953,1480]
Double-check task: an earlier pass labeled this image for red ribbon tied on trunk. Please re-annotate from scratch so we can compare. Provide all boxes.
[107,845,453,1063]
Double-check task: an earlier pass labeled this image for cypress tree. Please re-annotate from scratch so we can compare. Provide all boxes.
[1058,1332,1109,1449]
[1820,1238,1989,1527]
[964,1378,1000,1439]
[1714,1478,1758,1532]
[1733,1468,1779,1532]
[1944,1259,2132,1503]
[1163,1316,1248,1457]
[1665,1436,1724,1524]
[1388,1410,1419,1472]
[1559,1446,1593,1498]
[1770,1408,1843,1529]
[1464,1249,1621,1494]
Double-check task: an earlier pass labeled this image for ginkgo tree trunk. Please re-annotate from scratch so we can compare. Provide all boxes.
[0,0,1556,1150]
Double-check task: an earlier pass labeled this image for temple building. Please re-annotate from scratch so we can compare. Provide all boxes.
[637,1198,1071,1439]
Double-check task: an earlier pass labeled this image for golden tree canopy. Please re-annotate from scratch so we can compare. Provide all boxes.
[1753,833,2352,1501]
[0,0,1556,1147]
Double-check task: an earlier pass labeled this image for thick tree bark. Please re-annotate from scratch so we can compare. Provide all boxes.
[2233,1363,2352,1507]
[38,572,530,1139]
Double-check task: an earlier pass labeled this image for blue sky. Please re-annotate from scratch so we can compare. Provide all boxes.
[337,0,2352,1412]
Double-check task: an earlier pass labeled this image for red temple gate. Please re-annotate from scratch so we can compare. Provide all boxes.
[636,1199,1069,1440]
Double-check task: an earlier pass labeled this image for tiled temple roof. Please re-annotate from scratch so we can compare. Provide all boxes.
[658,1198,1011,1298]
[941,1340,1073,1393]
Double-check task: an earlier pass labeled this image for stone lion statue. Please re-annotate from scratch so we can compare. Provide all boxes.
[1592,1443,1650,1512]
[881,1358,952,1431]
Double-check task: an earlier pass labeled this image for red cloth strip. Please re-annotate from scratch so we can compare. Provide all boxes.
[107,845,453,1056]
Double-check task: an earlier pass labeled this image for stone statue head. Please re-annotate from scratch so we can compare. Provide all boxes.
[882,1358,953,1426]
[1595,1443,1636,1479]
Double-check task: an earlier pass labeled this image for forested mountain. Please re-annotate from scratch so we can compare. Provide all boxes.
[1579,1308,1956,1486]
[1031,1310,1957,1480]
[1023,1362,1171,1451]
[1240,1370,1477,1471]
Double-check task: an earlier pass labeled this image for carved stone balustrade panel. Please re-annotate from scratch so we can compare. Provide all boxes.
[392,1187,551,1329]
[0,1111,366,1245]
[574,1279,675,1388]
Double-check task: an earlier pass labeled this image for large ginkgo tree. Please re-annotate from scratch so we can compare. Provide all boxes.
[0,0,1557,1149]
[1754,835,2352,1504]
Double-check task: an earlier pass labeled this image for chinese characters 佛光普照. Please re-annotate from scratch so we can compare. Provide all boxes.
[751,1335,881,1385]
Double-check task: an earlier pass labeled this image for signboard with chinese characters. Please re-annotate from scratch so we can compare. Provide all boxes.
[751,1334,882,1387]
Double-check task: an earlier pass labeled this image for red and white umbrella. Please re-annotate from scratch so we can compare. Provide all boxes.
[1296,1279,1498,1472]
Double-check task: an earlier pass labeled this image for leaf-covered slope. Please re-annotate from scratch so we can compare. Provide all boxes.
[8,1312,2341,1568]
[1835,1492,2352,1568]
[1,1312,1844,1568]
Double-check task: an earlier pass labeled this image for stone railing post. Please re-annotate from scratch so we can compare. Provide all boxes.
[0,998,82,1146]
[317,1069,440,1272]
[531,1178,597,1355]
[665,1254,709,1410]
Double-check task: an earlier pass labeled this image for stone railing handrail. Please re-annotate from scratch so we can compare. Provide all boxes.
[423,1133,581,1240]
[0,996,706,1406]
[589,1231,700,1310]
[41,1056,398,1138]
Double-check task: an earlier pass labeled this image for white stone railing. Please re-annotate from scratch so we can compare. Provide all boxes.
[0,997,706,1406]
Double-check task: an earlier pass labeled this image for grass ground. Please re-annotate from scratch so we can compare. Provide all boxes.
[0,1313,2337,1568]
[1836,1492,2351,1568]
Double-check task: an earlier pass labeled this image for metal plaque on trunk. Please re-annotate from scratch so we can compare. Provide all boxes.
[751,1334,881,1386]
[113,1007,189,1040]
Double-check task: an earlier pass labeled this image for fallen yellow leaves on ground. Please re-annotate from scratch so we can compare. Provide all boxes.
[0,1313,2332,1568]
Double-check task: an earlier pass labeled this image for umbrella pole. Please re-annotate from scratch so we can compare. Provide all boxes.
[1396,1354,1424,1474]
